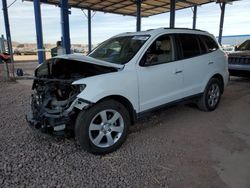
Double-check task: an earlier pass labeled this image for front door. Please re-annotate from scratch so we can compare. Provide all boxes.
[137,34,184,112]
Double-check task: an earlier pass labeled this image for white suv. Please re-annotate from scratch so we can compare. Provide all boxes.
[26,28,229,154]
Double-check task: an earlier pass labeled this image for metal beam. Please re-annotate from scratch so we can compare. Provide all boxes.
[33,0,45,64]
[2,0,15,73]
[110,1,135,12]
[88,9,92,53]
[135,2,170,15]
[75,0,87,7]
[26,0,221,18]
[170,0,176,28]
[218,2,226,45]
[60,0,71,54]
[192,5,197,29]
[89,0,110,8]
[136,0,194,15]
[178,0,197,6]
[136,0,141,31]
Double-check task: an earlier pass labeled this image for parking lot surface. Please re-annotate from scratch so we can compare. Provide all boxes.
[0,76,250,188]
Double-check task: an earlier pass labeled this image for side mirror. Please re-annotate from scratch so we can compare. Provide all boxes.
[234,46,238,51]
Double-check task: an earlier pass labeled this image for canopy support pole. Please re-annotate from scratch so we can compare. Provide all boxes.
[136,0,141,32]
[2,0,15,74]
[88,9,92,53]
[33,0,45,64]
[170,0,176,28]
[192,5,197,29]
[218,2,226,45]
[60,0,71,54]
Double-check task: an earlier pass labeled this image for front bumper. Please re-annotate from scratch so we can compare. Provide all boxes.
[229,64,250,71]
[25,110,73,135]
[26,98,90,135]
[228,64,250,77]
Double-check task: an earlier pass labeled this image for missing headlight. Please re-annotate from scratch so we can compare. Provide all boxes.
[79,84,87,92]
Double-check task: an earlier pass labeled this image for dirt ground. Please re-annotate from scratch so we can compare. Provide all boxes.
[13,53,51,62]
[0,62,250,187]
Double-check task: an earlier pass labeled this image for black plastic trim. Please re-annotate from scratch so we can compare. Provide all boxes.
[136,93,203,119]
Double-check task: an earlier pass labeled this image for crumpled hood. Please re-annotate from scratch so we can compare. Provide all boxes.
[54,54,124,69]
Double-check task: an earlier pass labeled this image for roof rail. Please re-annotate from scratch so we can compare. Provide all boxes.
[163,27,207,32]
[145,27,207,33]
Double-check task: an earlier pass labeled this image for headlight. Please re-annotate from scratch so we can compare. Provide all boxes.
[79,84,86,92]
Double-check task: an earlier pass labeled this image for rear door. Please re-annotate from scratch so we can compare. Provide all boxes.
[176,34,218,97]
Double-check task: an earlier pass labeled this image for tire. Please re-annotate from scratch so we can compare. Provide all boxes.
[197,78,223,111]
[75,99,130,154]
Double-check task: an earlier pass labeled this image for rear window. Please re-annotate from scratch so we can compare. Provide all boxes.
[200,35,219,52]
[178,34,200,58]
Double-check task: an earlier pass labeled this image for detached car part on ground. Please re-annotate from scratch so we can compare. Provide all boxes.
[228,39,250,77]
[26,28,229,154]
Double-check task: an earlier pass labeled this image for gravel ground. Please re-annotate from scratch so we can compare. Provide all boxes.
[0,62,37,80]
[0,77,250,188]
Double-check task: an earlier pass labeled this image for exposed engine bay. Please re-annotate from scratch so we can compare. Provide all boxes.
[26,57,117,134]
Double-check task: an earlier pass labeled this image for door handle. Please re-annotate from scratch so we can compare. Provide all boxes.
[175,70,183,74]
[208,62,214,65]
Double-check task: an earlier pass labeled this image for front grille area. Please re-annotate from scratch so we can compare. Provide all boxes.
[228,56,250,65]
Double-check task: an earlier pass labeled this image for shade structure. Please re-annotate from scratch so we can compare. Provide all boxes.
[25,0,237,17]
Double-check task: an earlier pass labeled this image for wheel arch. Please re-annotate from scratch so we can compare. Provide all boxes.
[96,95,137,125]
[211,73,224,93]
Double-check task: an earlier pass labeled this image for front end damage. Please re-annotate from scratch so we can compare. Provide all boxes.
[26,79,89,135]
[26,56,118,135]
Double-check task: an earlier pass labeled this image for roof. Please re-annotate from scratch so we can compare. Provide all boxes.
[26,0,237,17]
[116,27,213,38]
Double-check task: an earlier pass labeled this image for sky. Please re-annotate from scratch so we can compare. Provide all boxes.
[0,0,250,45]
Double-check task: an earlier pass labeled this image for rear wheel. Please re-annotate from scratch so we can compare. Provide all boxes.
[198,78,223,111]
[75,99,130,154]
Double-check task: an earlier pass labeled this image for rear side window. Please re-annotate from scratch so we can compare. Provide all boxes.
[198,36,207,54]
[200,35,219,52]
[178,34,200,58]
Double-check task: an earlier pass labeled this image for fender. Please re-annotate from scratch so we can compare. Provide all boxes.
[200,49,229,92]
[201,70,229,93]
[72,69,139,112]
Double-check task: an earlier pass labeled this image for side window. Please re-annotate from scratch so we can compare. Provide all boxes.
[198,36,208,54]
[178,34,200,58]
[200,35,219,52]
[141,35,173,66]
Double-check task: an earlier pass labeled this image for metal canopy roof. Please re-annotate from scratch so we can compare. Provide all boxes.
[26,0,232,17]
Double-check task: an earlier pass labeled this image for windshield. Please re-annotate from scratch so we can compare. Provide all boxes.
[88,35,150,64]
[237,40,250,51]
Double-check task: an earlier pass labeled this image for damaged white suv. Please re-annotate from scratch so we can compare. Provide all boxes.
[26,28,228,154]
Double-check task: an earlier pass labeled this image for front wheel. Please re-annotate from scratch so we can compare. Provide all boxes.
[197,78,223,111]
[75,99,130,154]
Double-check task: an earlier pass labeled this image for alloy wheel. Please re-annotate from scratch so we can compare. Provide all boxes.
[207,83,220,108]
[88,109,124,148]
